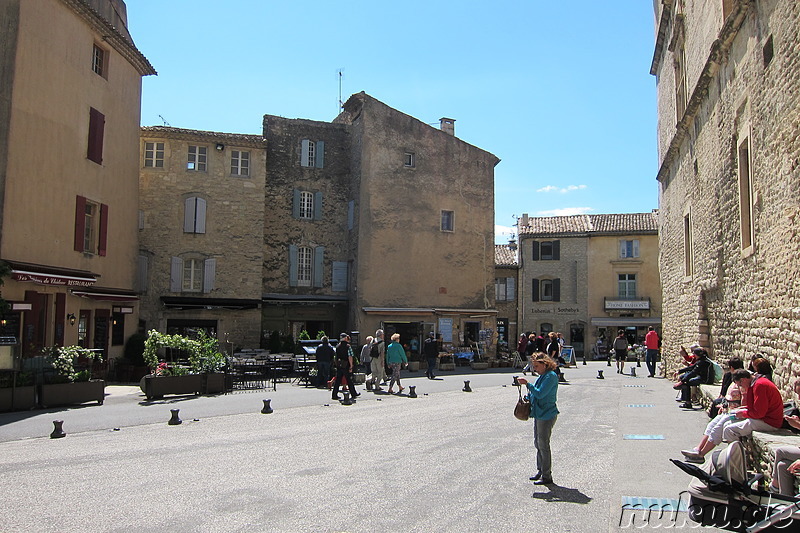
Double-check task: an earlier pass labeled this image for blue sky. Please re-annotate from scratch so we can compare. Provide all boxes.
[128,1,659,244]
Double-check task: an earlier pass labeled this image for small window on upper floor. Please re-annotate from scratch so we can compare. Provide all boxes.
[301,139,325,168]
[92,44,107,78]
[404,152,415,168]
[87,108,105,164]
[619,239,640,258]
[532,240,560,261]
[144,142,164,168]
[74,195,108,256]
[230,150,250,176]
[187,145,207,171]
[183,196,207,234]
[441,210,454,232]
[293,189,323,220]
[299,191,314,220]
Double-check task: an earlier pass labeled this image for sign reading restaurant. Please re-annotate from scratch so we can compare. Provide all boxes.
[605,300,650,310]
[12,271,95,287]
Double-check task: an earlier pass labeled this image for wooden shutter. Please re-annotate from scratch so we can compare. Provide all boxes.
[332,261,348,292]
[300,140,310,167]
[532,242,540,261]
[314,140,324,168]
[184,197,196,232]
[507,277,515,300]
[170,257,183,292]
[136,254,148,293]
[619,240,627,258]
[87,107,105,164]
[288,245,298,287]
[74,195,87,252]
[313,246,324,288]
[292,189,300,219]
[98,203,109,256]
[203,258,216,293]
[532,279,540,302]
[195,198,207,234]
[314,192,323,220]
[553,278,561,302]
[553,240,560,260]
[633,239,640,258]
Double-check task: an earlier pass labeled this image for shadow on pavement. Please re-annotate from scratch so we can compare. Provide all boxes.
[531,485,593,504]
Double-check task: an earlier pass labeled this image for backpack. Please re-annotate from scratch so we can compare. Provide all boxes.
[370,340,383,359]
[710,360,724,383]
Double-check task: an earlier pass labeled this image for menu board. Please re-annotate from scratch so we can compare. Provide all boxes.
[438,318,453,343]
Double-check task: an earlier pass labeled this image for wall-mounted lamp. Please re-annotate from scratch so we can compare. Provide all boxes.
[215,143,225,151]
[67,313,76,326]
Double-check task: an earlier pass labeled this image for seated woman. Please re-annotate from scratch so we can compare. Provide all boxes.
[673,348,714,409]
[708,358,744,417]
[681,378,743,463]
[770,379,800,495]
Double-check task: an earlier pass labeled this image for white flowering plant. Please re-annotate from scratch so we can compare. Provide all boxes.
[143,329,225,374]
[42,345,101,382]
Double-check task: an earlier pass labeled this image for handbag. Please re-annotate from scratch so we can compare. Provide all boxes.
[514,386,530,421]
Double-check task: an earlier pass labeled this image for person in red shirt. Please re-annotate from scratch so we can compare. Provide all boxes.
[644,326,660,377]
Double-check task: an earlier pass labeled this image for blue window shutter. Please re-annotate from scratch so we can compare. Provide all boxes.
[507,277,515,300]
[203,258,216,293]
[289,245,298,287]
[553,240,560,260]
[170,257,183,292]
[347,200,354,230]
[195,198,207,234]
[332,261,347,292]
[314,192,323,220]
[301,140,310,167]
[292,189,300,219]
[633,239,640,258]
[313,246,324,288]
[553,278,561,302]
[619,240,627,258]
[532,279,540,302]
[136,255,148,293]
[315,140,324,168]
[532,242,540,261]
[184,197,196,233]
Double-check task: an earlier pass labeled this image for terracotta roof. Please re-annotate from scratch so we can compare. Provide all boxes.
[140,126,266,148]
[495,245,518,267]
[519,212,658,237]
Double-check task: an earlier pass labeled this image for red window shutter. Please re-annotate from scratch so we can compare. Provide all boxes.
[74,195,87,252]
[98,203,109,256]
[87,108,105,164]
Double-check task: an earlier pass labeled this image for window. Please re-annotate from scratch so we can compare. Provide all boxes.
[144,142,164,168]
[404,152,415,168]
[619,239,640,258]
[77,311,90,348]
[301,139,325,168]
[92,44,107,78]
[675,46,688,121]
[332,261,348,292]
[292,190,322,220]
[495,277,516,302]
[738,136,754,250]
[187,145,207,171]
[684,213,693,276]
[532,240,560,261]
[183,197,207,233]
[289,245,324,288]
[532,278,560,302]
[74,196,108,255]
[618,274,637,299]
[441,210,454,232]
[170,257,215,293]
[111,313,125,346]
[87,108,105,164]
[230,150,250,176]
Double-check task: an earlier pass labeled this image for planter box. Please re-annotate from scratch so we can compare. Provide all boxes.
[40,380,105,407]
[471,362,490,370]
[407,361,420,372]
[439,363,455,371]
[140,374,203,400]
[203,373,227,394]
[0,386,36,411]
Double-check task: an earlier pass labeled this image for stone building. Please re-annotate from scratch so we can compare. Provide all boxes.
[0,0,154,366]
[516,212,660,360]
[652,0,800,390]
[138,127,266,350]
[495,242,519,355]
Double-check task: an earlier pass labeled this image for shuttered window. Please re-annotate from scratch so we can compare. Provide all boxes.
[87,108,105,164]
[183,197,207,233]
[300,139,325,168]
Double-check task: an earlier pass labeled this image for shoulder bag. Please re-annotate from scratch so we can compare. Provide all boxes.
[514,385,531,421]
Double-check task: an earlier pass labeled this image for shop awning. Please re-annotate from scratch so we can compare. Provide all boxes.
[71,290,139,302]
[162,297,261,310]
[4,259,98,287]
[362,307,498,316]
[590,317,661,327]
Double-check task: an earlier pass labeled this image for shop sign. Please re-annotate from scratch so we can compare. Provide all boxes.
[12,271,95,287]
[605,300,650,310]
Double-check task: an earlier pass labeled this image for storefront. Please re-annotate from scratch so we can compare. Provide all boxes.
[590,317,661,360]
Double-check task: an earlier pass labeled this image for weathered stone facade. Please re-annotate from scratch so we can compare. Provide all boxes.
[653,0,800,396]
[517,213,660,359]
[495,243,519,353]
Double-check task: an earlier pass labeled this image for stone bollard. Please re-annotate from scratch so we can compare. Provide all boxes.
[597,370,604,380]
[342,391,352,405]
[168,409,182,425]
[50,420,66,439]
[408,386,417,398]
[512,375,520,387]
[630,367,637,377]
[261,399,274,414]
[463,380,472,392]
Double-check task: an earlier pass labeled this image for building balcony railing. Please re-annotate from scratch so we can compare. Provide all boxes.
[604,297,651,311]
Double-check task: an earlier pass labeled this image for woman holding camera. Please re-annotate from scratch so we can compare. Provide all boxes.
[517,354,560,485]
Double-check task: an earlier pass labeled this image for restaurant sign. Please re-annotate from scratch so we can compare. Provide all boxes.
[12,271,95,287]
[605,300,650,310]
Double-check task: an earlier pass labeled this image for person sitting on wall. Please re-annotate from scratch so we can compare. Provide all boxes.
[673,347,714,409]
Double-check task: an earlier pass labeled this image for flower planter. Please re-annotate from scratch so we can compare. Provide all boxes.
[39,380,105,407]
[470,362,490,370]
[407,361,420,372]
[0,386,36,411]
[202,372,227,394]
[439,363,455,371]
[140,374,203,400]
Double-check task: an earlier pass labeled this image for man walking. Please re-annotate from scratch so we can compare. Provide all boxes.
[644,326,660,377]
[332,333,359,401]
[370,329,387,392]
[423,332,439,379]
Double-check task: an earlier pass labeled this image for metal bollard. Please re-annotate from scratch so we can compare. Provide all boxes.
[597,370,604,380]
[630,367,637,377]
[50,420,66,439]
[463,380,472,392]
[261,399,274,414]
[168,409,182,425]
[342,391,352,405]
[512,375,520,387]
[408,386,417,398]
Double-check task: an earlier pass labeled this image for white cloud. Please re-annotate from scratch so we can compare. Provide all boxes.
[495,224,516,244]
[536,207,594,217]
[536,184,587,194]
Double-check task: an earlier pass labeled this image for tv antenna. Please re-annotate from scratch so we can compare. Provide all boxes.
[158,115,170,127]
[337,68,344,112]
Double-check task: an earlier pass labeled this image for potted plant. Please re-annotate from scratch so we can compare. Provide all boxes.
[39,346,105,407]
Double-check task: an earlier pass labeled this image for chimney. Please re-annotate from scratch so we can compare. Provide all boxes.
[520,213,529,227]
[440,117,456,136]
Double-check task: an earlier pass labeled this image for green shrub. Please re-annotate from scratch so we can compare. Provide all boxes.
[124,333,147,367]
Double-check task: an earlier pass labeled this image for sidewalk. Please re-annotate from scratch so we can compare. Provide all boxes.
[0,362,722,532]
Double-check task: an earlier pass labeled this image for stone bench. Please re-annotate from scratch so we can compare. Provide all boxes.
[698,384,800,492]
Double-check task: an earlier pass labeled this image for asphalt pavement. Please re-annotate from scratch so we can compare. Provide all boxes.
[0,362,725,532]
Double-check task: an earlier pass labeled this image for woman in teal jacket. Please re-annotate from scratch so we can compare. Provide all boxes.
[385,333,408,394]
[517,355,559,485]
